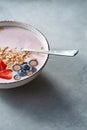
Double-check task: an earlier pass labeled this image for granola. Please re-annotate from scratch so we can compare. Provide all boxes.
[0,46,32,68]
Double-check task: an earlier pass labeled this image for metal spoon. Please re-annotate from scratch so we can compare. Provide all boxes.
[21,48,79,57]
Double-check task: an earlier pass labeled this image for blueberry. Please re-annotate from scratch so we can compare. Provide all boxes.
[22,64,30,71]
[21,62,27,65]
[30,67,37,73]
[18,69,27,77]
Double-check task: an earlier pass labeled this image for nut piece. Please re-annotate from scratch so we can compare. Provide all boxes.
[26,71,33,76]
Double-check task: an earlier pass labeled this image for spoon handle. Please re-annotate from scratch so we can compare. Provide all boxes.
[21,49,79,57]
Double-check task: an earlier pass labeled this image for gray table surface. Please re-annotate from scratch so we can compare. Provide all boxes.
[0,0,87,130]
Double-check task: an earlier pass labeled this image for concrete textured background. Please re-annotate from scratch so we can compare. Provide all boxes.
[0,0,87,130]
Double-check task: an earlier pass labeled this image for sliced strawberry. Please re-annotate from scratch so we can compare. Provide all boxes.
[0,69,12,80]
[0,59,7,71]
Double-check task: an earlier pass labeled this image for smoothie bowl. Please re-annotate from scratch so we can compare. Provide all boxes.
[0,21,49,89]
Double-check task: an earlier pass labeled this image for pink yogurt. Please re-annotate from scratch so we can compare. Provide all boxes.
[0,26,48,83]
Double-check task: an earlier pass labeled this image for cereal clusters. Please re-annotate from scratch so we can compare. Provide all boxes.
[0,47,32,68]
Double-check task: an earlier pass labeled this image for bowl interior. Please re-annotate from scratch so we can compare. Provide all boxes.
[0,21,49,83]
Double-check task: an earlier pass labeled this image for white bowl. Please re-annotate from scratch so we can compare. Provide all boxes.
[0,21,49,89]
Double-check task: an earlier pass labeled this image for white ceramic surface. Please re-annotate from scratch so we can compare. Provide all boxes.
[0,21,49,89]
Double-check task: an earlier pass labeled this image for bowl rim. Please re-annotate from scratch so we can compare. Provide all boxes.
[0,20,50,84]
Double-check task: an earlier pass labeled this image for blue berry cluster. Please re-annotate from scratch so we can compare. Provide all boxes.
[13,62,37,80]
